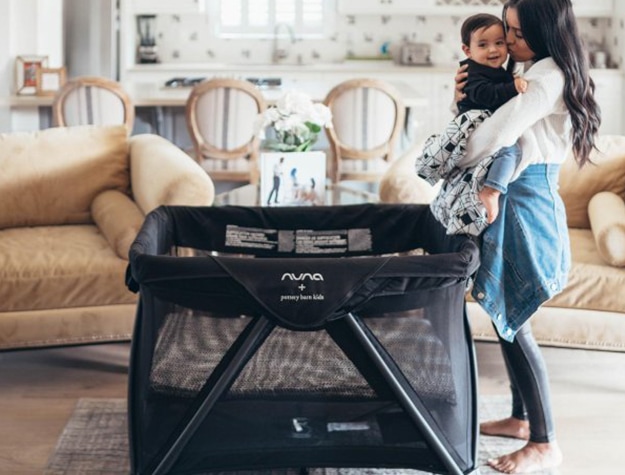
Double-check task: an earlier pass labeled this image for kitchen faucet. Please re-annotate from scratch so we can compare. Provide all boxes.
[272,23,296,63]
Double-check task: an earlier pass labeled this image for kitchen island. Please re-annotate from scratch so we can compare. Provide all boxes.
[7,69,430,150]
[6,62,623,141]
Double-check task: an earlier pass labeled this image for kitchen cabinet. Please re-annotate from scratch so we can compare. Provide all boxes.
[337,0,613,16]
[337,0,435,15]
[591,70,624,135]
[571,0,613,17]
[402,71,455,142]
[401,68,624,141]
[130,0,204,14]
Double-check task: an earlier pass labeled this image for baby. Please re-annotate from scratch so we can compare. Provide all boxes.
[457,13,528,224]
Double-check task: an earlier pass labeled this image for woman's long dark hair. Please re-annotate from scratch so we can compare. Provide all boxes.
[504,0,601,167]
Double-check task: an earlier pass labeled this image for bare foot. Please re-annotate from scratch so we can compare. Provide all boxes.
[480,417,530,440]
[478,186,501,224]
[488,440,563,474]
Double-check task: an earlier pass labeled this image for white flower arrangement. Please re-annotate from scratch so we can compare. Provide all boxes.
[255,91,333,152]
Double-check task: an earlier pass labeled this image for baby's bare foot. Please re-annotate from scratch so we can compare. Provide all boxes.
[480,417,530,440]
[488,440,563,474]
[478,187,501,224]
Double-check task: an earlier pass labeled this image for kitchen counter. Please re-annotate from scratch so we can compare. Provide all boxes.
[8,77,429,109]
[128,78,428,108]
[120,62,623,110]
[125,60,457,75]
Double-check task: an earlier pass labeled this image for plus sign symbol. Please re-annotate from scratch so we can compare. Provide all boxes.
[298,284,306,291]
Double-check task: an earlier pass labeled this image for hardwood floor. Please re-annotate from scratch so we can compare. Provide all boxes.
[1,341,624,474]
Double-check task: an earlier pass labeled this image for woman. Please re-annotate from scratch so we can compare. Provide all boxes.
[454,0,600,473]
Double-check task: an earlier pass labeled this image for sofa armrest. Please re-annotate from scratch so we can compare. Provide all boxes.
[379,140,439,204]
[588,191,625,267]
[129,134,214,214]
[92,189,145,260]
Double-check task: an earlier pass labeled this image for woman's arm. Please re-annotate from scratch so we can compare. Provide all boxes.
[458,60,565,167]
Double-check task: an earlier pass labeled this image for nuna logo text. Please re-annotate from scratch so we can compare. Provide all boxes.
[280,273,324,281]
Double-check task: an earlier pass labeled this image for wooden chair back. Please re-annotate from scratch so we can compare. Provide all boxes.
[52,76,134,132]
[324,78,405,183]
[186,78,267,184]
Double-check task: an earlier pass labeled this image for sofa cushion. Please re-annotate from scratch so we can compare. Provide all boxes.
[378,140,439,204]
[0,125,129,230]
[588,191,625,267]
[546,229,625,313]
[129,134,214,213]
[91,189,145,260]
[0,225,137,312]
[559,135,625,229]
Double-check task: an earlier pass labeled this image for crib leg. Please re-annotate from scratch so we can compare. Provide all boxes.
[342,312,467,475]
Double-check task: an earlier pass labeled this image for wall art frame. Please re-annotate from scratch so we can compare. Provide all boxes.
[36,67,67,96]
[15,55,49,95]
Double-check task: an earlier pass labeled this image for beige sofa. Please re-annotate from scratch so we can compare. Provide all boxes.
[380,135,625,352]
[0,125,215,350]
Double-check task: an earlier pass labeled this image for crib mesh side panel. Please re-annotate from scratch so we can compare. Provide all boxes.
[149,309,374,400]
[130,282,473,475]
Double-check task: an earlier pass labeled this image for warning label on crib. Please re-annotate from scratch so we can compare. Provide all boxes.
[225,225,372,254]
[225,225,278,250]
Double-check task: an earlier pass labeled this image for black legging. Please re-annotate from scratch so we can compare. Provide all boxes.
[495,322,556,443]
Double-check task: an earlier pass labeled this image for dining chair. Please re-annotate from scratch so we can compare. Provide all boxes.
[323,78,405,184]
[185,78,267,184]
[52,76,135,132]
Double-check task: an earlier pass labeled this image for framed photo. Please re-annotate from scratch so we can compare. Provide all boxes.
[15,55,49,95]
[36,67,67,96]
[260,152,327,207]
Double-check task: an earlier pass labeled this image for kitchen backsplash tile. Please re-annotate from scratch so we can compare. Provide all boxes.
[151,13,618,68]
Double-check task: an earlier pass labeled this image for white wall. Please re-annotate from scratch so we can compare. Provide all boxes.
[0,1,11,131]
[0,0,63,133]
[64,0,117,79]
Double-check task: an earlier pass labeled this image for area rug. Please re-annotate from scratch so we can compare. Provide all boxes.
[45,396,531,475]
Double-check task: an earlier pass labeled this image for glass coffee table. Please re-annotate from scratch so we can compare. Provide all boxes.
[214,182,379,206]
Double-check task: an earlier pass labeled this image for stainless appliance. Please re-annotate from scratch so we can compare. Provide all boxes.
[137,15,159,64]
[400,43,432,66]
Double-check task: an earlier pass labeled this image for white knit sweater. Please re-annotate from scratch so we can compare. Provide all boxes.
[459,57,572,181]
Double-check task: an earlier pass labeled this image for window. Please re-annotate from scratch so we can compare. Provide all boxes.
[215,0,331,38]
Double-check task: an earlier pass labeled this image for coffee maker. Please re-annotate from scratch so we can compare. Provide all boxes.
[137,15,159,64]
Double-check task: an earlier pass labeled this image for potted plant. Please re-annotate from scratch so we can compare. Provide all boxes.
[255,91,333,206]
[254,91,333,152]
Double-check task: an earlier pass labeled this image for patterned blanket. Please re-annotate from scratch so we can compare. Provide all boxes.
[415,110,493,236]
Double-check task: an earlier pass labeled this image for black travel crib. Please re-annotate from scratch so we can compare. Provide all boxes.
[126,203,481,475]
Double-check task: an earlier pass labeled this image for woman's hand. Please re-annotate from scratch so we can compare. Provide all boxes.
[454,63,468,103]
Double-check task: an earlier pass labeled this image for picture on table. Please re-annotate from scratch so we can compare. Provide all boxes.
[260,152,327,207]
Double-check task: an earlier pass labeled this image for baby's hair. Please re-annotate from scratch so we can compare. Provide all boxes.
[461,13,504,46]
